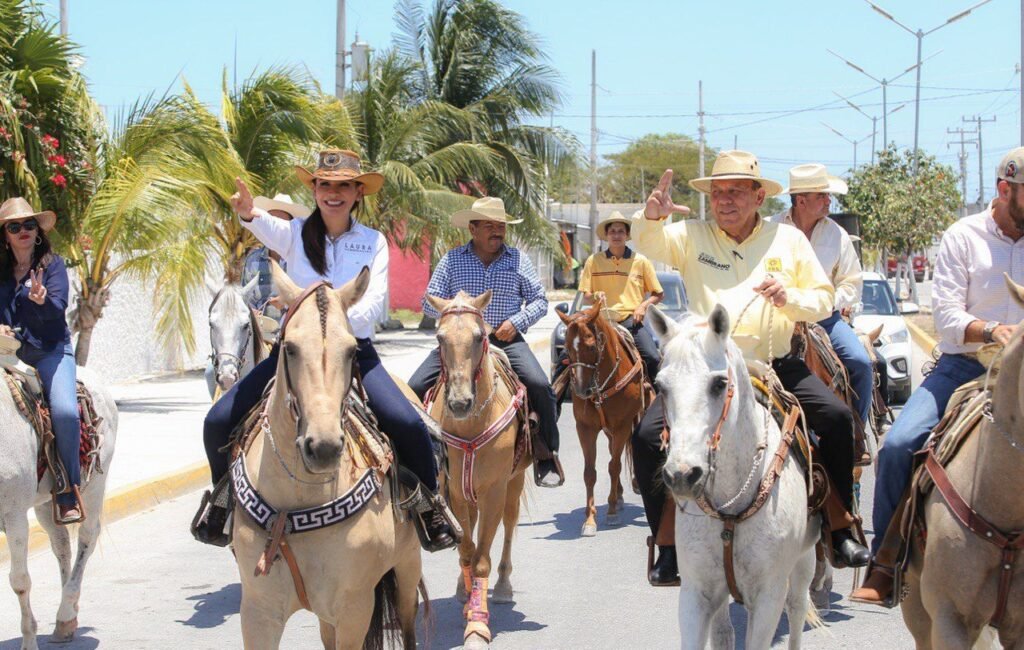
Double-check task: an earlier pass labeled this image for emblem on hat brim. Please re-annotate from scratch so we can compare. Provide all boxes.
[1007,161,1018,180]
[322,151,342,168]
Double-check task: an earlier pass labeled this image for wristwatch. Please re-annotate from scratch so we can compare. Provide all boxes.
[982,320,999,344]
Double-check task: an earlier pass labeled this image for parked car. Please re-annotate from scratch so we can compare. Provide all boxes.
[550,272,687,382]
[886,253,931,282]
[854,271,918,404]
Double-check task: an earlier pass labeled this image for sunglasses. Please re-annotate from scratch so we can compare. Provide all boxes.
[5,219,39,234]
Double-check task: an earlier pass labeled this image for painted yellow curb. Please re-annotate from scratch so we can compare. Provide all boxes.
[0,461,209,565]
[906,319,939,355]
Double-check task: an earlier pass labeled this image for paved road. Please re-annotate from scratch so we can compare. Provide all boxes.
[1,339,929,649]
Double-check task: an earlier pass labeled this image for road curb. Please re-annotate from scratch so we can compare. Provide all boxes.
[906,319,939,355]
[0,461,209,565]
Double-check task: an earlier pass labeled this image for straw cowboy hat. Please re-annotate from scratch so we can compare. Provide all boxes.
[689,150,783,197]
[596,211,631,241]
[0,197,56,232]
[253,193,312,219]
[783,163,848,195]
[451,197,523,230]
[294,149,384,195]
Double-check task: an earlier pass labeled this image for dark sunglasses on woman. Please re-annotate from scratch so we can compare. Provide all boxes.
[5,219,39,234]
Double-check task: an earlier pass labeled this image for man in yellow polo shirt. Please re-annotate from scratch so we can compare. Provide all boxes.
[633,150,867,586]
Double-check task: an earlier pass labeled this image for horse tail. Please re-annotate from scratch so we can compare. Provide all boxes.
[804,598,827,630]
[418,579,433,647]
[363,569,400,650]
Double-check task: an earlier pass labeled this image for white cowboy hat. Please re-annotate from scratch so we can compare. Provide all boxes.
[0,197,56,232]
[451,197,524,230]
[783,163,848,195]
[596,211,631,241]
[295,149,384,195]
[689,150,783,197]
[253,193,312,219]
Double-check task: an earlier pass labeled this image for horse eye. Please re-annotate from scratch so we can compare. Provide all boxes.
[710,375,728,396]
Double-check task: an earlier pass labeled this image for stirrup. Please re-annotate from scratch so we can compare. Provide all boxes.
[52,486,86,526]
[190,474,233,547]
[397,472,463,551]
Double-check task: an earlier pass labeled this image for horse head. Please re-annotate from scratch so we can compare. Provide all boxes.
[997,273,1024,427]
[647,304,753,502]
[556,295,609,399]
[427,290,492,419]
[854,323,883,364]
[209,275,261,391]
[271,261,369,474]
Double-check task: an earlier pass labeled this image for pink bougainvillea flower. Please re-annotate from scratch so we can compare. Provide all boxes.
[50,173,67,188]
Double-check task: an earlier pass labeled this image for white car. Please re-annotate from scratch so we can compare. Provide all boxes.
[852,271,917,404]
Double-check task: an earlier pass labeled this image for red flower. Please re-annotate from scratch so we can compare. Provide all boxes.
[50,173,67,188]
[48,154,67,167]
[41,134,59,149]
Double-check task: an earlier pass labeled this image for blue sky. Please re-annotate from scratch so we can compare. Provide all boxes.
[40,0,1021,203]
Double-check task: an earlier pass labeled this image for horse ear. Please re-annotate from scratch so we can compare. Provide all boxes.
[868,324,884,343]
[336,266,370,310]
[241,274,260,301]
[647,305,679,343]
[708,304,730,341]
[556,309,572,325]
[271,261,302,307]
[584,296,603,323]
[426,294,451,315]
[471,290,493,311]
[1005,272,1024,308]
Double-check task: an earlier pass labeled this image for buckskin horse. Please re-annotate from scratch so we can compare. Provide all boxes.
[557,295,650,536]
[425,291,531,650]
[230,263,423,650]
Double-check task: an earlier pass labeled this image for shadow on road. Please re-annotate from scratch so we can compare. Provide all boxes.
[177,582,241,629]
[418,594,546,648]
[0,626,99,649]
[518,502,647,540]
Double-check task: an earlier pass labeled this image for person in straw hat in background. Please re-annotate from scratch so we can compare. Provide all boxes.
[771,164,874,449]
[0,197,83,524]
[408,196,565,488]
[551,211,665,395]
[630,150,868,586]
[193,149,458,551]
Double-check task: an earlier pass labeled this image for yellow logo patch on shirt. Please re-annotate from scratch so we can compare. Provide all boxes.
[765,257,782,273]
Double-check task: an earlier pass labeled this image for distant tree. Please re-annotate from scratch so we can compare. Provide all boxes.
[598,133,710,212]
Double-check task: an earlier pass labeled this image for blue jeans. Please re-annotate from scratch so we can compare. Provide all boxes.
[819,311,873,426]
[870,353,984,556]
[20,343,80,506]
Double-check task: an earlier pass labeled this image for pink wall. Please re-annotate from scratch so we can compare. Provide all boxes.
[387,238,430,311]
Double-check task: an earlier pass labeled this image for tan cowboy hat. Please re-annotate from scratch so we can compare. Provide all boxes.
[596,211,631,241]
[0,197,56,232]
[689,150,783,197]
[783,163,848,195]
[451,197,524,230]
[253,193,312,219]
[294,149,384,195]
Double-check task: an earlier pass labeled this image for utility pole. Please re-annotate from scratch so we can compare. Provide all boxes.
[947,126,977,218]
[697,81,706,221]
[59,0,67,35]
[335,0,346,99]
[589,50,599,252]
[964,115,996,204]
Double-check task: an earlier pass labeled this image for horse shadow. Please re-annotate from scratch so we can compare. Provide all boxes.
[517,502,647,541]
[176,582,242,629]
[418,595,546,648]
[0,627,99,649]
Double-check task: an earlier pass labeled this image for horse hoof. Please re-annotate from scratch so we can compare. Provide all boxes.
[605,511,620,526]
[51,617,77,643]
[581,522,597,537]
[20,638,39,650]
[492,582,514,604]
[463,631,491,649]
[456,577,469,604]
[810,587,831,612]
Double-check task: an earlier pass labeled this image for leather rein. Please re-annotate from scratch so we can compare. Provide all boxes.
[209,288,266,377]
[564,315,646,431]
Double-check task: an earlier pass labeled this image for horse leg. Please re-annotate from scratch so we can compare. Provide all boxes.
[3,509,39,650]
[927,601,974,650]
[578,419,599,537]
[392,554,424,648]
[318,619,335,649]
[464,485,505,649]
[605,427,628,526]
[33,502,71,586]
[901,569,933,649]
[709,601,735,650]
[493,469,526,604]
[785,549,817,649]
[239,596,289,650]
[678,581,718,650]
[744,587,789,650]
[454,498,476,604]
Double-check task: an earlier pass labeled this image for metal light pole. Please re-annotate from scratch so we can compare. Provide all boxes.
[335,0,347,99]
[834,92,906,164]
[697,81,706,221]
[59,0,68,35]
[865,0,993,175]
[822,123,872,171]
[589,50,599,253]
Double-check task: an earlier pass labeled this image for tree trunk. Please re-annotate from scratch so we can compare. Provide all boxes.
[72,281,110,366]
[74,323,95,366]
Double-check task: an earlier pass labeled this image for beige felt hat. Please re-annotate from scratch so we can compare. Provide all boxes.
[689,150,783,197]
[451,197,523,229]
[295,149,384,195]
[596,211,631,241]
[783,163,848,195]
[0,197,56,232]
[253,193,312,219]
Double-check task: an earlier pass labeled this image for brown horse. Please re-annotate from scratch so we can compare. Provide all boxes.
[557,296,651,536]
[231,263,423,650]
[426,290,532,650]
[899,275,1024,648]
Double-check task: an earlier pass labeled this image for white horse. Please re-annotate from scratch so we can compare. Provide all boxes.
[0,365,118,650]
[647,305,819,650]
[207,276,264,398]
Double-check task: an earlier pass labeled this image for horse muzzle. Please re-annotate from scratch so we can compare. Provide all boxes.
[663,463,706,500]
[296,434,345,474]
[216,368,240,391]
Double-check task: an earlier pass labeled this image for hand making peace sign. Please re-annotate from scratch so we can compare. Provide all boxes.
[27,268,47,305]
[643,170,692,221]
[229,177,258,222]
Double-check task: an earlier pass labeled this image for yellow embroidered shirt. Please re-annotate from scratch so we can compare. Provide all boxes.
[631,211,834,361]
[578,247,663,322]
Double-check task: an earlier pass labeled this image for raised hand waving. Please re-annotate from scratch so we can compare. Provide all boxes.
[229,177,258,221]
[27,268,47,305]
[644,169,692,221]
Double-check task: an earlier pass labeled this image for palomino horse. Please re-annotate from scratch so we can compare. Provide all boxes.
[0,364,118,650]
[207,276,267,399]
[231,262,422,650]
[426,291,531,650]
[648,305,820,649]
[900,275,1024,648]
[557,296,650,536]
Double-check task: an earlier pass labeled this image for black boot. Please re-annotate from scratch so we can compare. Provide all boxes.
[422,508,457,552]
[191,498,231,547]
[397,474,462,553]
[832,529,870,568]
[648,545,680,586]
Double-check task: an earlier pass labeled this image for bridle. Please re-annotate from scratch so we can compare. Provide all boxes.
[209,288,264,379]
[436,304,491,405]
[564,318,623,402]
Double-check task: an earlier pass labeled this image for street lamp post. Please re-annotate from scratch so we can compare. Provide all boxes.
[822,123,872,171]
[833,92,906,164]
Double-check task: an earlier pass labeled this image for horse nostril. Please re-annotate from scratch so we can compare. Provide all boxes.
[685,466,703,487]
[301,437,313,458]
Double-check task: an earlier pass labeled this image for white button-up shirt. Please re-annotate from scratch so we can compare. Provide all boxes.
[242,208,388,340]
[771,210,862,312]
[933,201,1024,354]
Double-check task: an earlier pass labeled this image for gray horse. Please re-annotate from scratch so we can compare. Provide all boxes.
[207,276,265,399]
[0,365,118,650]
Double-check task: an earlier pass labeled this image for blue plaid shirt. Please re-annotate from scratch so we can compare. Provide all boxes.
[423,242,547,333]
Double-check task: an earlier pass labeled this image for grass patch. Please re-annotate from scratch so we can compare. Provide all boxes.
[389,309,424,327]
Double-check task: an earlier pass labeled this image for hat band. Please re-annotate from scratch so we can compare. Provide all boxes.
[711,171,760,179]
